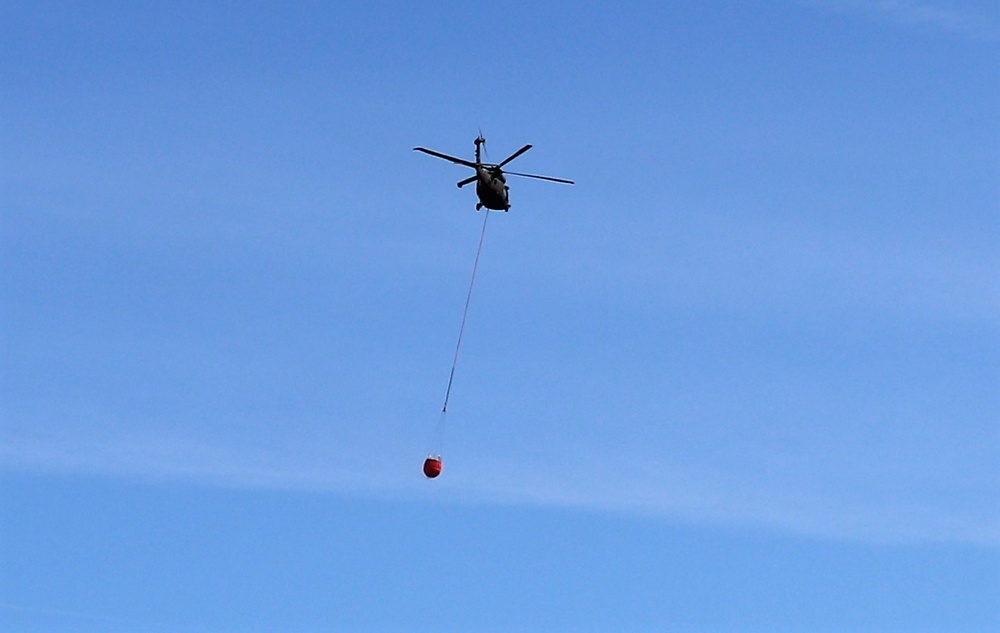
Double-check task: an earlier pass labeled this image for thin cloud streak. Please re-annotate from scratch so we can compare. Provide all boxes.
[805,0,1000,40]
[3,431,996,547]
[557,211,1000,328]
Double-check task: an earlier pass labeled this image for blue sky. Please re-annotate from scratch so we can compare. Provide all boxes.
[2,1,998,631]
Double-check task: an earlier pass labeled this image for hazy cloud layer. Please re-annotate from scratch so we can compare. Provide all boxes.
[4,429,996,547]
[806,0,1000,40]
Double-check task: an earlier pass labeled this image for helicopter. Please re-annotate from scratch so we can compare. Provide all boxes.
[414,135,574,211]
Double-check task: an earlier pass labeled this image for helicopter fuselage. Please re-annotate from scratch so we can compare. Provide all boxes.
[475,167,510,211]
[413,136,572,212]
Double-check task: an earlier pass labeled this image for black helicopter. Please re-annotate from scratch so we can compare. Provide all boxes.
[414,136,574,211]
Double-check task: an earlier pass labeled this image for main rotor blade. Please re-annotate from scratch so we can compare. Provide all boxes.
[498,144,533,168]
[456,175,477,188]
[413,147,477,168]
[504,170,575,185]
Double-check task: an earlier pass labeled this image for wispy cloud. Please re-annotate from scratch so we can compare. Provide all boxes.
[3,430,997,547]
[805,0,1000,40]
[0,432,397,494]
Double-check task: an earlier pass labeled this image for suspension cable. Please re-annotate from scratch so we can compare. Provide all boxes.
[441,210,491,413]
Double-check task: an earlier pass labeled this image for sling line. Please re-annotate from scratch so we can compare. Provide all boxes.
[441,210,491,413]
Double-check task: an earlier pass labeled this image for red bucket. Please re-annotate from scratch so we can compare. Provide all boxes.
[423,456,443,479]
